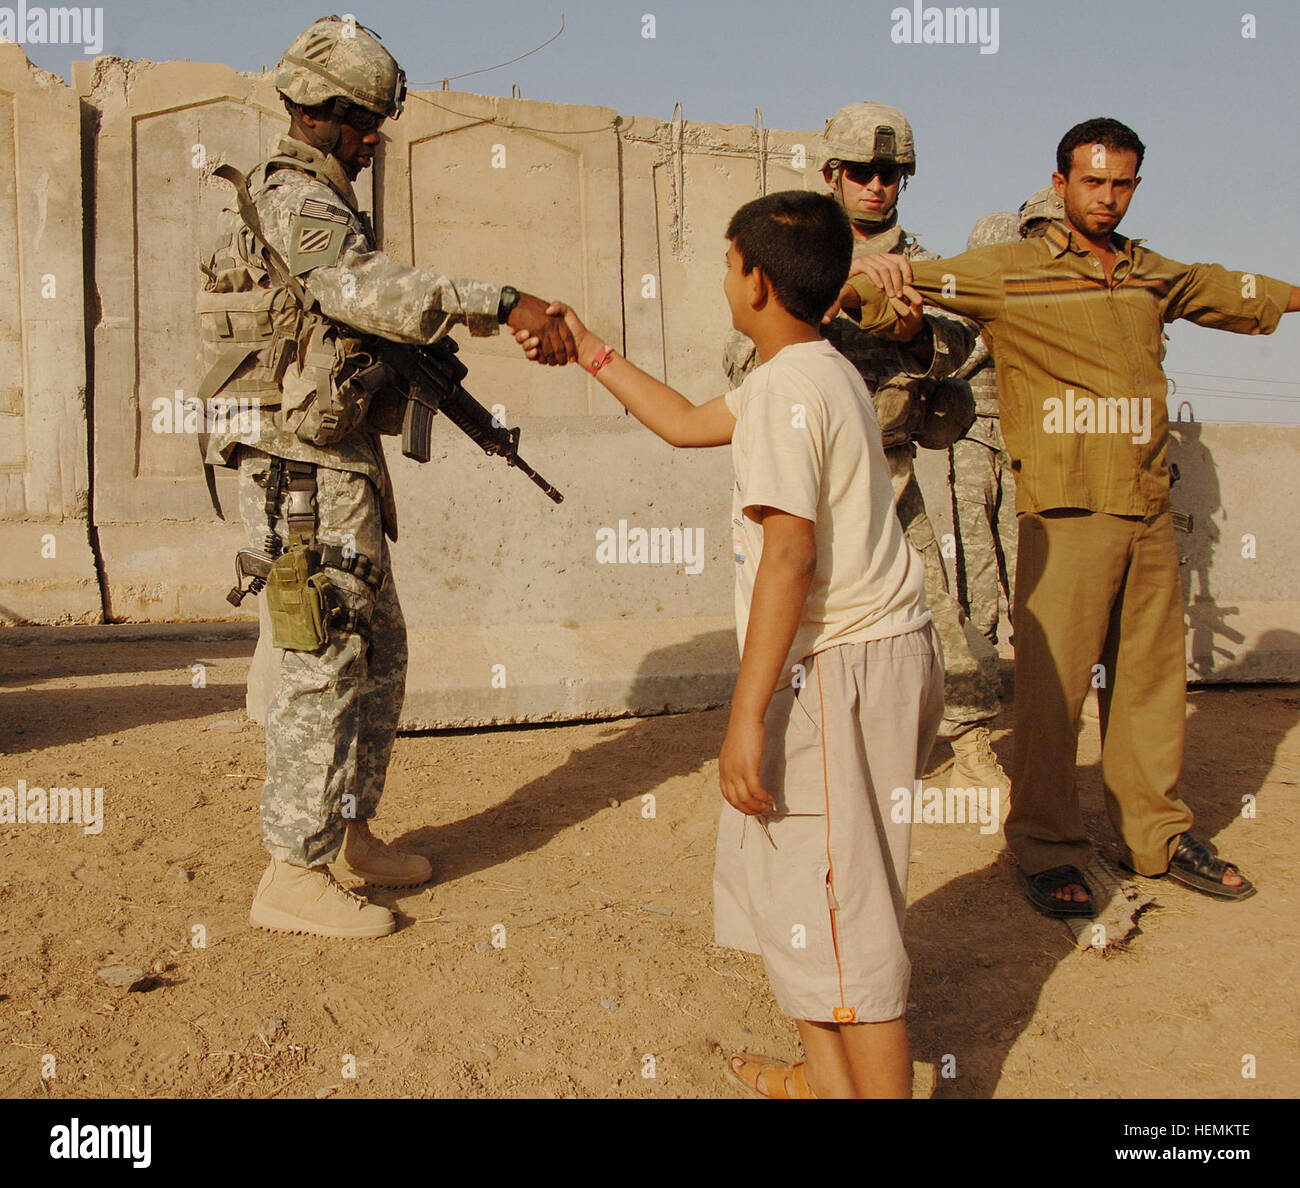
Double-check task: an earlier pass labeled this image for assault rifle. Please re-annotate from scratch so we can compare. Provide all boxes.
[381,337,563,504]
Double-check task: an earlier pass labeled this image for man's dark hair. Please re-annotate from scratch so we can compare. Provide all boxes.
[725,191,853,326]
[1056,117,1146,176]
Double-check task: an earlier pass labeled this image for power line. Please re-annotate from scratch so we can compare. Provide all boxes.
[1169,388,1300,404]
[410,14,566,87]
[1167,369,1300,386]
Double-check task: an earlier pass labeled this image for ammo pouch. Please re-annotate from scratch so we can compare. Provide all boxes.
[279,323,395,446]
[196,278,300,409]
[914,377,977,450]
[873,380,920,450]
[264,545,332,652]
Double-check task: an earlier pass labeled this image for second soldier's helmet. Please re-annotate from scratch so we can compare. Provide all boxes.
[817,102,917,175]
[967,211,1019,251]
[275,14,407,120]
[1018,186,1065,237]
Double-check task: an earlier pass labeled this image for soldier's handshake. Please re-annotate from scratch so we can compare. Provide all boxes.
[503,290,580,365]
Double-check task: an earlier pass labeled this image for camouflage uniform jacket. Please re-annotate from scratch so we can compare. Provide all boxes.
[723,223,977,446]
[203,136,504,485]
[952,334,1004,449]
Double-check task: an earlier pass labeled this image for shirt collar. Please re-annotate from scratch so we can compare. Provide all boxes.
[1044,220,1144,264]
[1044,220,1085,258]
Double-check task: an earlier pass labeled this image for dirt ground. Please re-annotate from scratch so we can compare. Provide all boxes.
[1,628,1297,1099]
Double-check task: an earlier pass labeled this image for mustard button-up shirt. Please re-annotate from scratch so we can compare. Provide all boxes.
[848,220,1290,517]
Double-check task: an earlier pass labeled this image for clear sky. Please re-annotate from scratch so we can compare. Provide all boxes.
[13,0,1300,423]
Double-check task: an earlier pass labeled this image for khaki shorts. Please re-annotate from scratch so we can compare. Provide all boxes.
[713,625,944,1023]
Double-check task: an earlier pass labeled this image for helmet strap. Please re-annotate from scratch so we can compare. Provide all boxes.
[290,101,343,156]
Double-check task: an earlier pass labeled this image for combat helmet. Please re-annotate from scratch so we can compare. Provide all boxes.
[275,14,407,123]
[817,102,917,174]
[967,211,1019,250]
[1018,185,1065,237]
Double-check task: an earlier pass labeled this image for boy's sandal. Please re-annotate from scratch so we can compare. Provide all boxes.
[1155,833,1256,901]
[1015,864,1096,918]
[726,1052,819,1099]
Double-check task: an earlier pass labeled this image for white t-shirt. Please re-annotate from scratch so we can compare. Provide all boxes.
[724,338,929,671]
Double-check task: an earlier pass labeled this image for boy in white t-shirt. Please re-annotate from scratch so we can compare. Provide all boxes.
[518,191,943,1099]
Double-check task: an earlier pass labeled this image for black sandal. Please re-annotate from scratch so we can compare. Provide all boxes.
[1016,864,1096,918]
[1164,833,1256,901]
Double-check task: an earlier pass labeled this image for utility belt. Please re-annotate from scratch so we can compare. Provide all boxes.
[228,457,386,651]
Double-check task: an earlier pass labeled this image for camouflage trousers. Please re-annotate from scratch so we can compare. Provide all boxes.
[236,448,407,867]
[886,443,1000,737]
[949,419,1018,644]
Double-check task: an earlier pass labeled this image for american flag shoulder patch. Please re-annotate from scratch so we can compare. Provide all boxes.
[300,197,353,225]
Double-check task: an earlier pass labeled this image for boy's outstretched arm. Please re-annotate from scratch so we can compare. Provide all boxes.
[514,302,735,447]
[719,509,817,816]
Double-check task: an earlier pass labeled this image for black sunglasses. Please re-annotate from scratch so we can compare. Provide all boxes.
[840,160,904,187]
[335,102,386,135]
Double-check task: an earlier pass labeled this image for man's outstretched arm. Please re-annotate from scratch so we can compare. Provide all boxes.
[1158,257,1297,334]
[837,249,1008,334]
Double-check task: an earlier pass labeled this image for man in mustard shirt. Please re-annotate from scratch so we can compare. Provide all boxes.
[837,117,1298,917]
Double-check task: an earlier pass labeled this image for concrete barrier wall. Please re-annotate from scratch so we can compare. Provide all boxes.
[1,48,1296,720]
[0,44,99,623]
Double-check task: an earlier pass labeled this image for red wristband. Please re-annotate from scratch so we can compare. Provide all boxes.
[587,344,616,375]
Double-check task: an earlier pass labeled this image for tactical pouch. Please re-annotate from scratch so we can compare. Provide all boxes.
[195,282,300,408]
[279,322,384,446]
[873,381,922,450]
[264,545,330,652]
[914,377,977,450]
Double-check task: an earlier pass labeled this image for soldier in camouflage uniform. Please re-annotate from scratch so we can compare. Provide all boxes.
[946,190,1065,645]
[202,16,576,939]
[724,102,1006,791]
[949,211,1020,645]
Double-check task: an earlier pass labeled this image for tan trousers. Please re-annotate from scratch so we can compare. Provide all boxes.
[1007,509,1193,876]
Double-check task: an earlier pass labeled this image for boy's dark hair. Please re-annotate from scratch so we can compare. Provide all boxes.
[726,191,853,326]
[1056,117,1145,177]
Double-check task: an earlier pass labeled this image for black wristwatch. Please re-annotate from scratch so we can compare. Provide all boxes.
[497,286,520,324]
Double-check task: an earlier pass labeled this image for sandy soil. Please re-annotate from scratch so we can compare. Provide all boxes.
[1,629,1297,1099]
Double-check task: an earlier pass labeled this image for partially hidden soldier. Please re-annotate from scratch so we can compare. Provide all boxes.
[948,210,1020,646]
[725,101,1006,792]
[947,192,1064,647]
[197,15,576,939]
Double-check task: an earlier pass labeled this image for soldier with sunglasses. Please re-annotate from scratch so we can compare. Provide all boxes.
[726,102,1005,793]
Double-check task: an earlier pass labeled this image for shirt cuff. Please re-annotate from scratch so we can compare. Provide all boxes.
[847,274,898,334]
[1259,275,1293,334]
[460,281,505,338]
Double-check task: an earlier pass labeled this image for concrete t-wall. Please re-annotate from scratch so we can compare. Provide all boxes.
[0,43,99,624]
[1,48,1296,724]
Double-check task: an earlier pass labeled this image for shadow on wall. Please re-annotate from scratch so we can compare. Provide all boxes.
[1170,416,1242,678]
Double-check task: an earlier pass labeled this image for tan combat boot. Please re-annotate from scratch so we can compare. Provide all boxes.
[334,819,433,889]
[948,725,1009,795]
[249,861,395,939]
